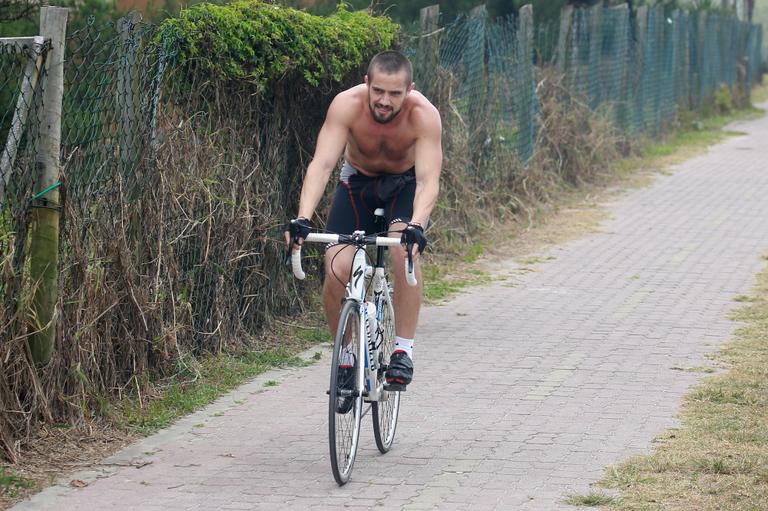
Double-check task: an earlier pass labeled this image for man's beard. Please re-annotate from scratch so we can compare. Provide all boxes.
[370,103,400,124]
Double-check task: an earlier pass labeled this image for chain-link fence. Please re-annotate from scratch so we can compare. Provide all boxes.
[0,5,383,459]
[0,37,50,265]
[62,14,164,208]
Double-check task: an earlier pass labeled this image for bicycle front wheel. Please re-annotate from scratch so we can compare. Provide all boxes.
[372,288,401,453]
[328,299,364,485]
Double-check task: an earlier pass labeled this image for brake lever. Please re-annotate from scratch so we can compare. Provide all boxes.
[285,234,299,266]
[404,241,417,286]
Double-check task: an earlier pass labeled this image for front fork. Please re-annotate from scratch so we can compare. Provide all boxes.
[363,268,389,402]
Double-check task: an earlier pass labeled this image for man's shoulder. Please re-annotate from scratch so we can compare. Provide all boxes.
[335,84,367,104]
[328,85,365,114]
[326,85,365,125]
[408,92,441,130]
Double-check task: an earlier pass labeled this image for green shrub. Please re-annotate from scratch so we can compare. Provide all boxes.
[158,1,399,91]
[712,83,734,115]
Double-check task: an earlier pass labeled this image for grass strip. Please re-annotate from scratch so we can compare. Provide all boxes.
[598,254,768,510]
[0,467,33,499]
[565,492,619,507]
[113,343,326,436]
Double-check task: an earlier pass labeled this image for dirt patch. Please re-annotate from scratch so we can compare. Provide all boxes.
[0,425,136,509]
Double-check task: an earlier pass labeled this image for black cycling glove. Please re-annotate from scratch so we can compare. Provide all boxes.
[401,222,427,254]
[287,217,313,244]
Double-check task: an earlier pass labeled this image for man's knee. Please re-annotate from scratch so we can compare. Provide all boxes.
[324,245,353,286]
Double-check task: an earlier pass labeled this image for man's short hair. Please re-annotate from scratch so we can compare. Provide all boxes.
[367,50,413,86]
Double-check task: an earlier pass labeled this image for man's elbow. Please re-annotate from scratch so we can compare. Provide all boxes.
[307,160,335,179]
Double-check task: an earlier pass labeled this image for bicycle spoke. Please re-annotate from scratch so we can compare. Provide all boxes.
[329,300,363,485]
[372,286,401,453]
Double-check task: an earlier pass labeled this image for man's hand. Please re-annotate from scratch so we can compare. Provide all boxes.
[285,217,313,252]
[400,222,427,255]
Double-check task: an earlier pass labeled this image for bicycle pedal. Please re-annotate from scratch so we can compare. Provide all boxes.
[327,389,356,397]
[383,383,406,392]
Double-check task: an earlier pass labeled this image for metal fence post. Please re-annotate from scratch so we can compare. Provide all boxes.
[0,37,46,203]
[28,6,67,366]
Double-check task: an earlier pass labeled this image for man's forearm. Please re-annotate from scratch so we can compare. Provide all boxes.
[297,161,333,219]
[411,179,439,227]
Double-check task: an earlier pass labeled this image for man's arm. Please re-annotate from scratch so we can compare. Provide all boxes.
[297,95,352,220]
[411,105,443,228]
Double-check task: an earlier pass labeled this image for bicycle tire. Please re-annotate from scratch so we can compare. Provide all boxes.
[328,299,364,485]
[372,284,401,453]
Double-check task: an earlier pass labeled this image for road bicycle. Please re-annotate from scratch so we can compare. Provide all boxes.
[290,208,417,485]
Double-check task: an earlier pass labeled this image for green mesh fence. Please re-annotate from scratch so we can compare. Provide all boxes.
[411,5,763,171]
[420,7,538,169]
[528,5,763,135]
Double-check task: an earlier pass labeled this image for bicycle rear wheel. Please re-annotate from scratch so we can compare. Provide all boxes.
[372,287,401,453]
[329,299,364,485]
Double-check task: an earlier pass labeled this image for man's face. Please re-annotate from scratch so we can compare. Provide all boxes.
[365,68,414,124]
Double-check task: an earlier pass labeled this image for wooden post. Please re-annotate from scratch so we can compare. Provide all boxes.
[556,5,574,73]
[634,5,648,129]
[28,6,67,366]
[117,11,142,178]
[587,4,603,106]
[517,4,535,162]
[416,5,440,100]
[466,4,487,155]
[610,4,630,129]
[697,11,708,104]
[569,7,585,95]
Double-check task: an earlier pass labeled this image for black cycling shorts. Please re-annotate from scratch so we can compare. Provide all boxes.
[325,161,416,236]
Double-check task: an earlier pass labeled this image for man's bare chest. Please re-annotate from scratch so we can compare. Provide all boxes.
[349,124,416,160]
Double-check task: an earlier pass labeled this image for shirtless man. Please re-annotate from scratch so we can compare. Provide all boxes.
[287,50,442,391]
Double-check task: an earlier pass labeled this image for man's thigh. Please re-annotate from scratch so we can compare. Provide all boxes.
[326,181,378,235]
[384,175,416,228]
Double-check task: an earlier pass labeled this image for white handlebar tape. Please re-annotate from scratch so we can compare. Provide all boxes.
[291,249,306,280]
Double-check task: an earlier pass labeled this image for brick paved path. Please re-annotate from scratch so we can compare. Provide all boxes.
[15,110,768,510]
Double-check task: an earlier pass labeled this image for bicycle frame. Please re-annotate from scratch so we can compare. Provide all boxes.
[344,233,391,403]
[291,223,416,404]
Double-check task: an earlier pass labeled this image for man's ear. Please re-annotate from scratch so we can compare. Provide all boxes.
[407,82,415,93]
[364,75,369,85]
